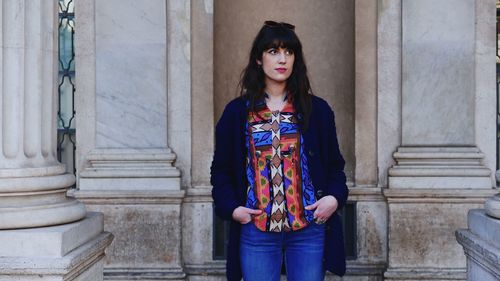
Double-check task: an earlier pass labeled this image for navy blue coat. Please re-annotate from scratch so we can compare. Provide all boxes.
[210,95,348,281]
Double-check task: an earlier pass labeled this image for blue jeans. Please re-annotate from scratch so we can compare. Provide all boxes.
[240,222,326,281]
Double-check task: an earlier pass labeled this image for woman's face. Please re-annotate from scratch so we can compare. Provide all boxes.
[257,47,295,85]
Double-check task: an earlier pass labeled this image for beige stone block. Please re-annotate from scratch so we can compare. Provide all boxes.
[182,189,214,264]
[92,204,181,268]
[356,202,387,263]
[388,202,482,269]
[77,191,186,281]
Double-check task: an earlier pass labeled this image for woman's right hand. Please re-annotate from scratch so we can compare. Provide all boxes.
[232,206,263,224]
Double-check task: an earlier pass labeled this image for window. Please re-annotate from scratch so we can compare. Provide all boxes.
[58,0,76,177]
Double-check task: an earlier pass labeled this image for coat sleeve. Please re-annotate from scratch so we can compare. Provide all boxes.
[324,104,349,211]
[210,103,241,221]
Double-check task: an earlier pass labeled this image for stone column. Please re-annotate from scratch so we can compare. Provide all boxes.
[383,0,496,280]
[0,0,86,229]
[0,1,112,280]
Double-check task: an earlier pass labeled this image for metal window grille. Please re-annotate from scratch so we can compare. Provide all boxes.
[58,0,76,178]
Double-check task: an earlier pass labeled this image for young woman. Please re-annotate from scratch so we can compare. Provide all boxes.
[211,21,348,281]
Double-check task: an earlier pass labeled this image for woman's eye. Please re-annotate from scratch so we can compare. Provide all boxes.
[285,50,294,56]
[268,49,277,54]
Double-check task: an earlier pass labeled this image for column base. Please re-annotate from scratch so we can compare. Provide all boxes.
[388,146,491,189]
[0,212,113,280]
[485,193,500,218]
[456,209,500,281]
[0,172,87,229]
[79,149,181,191]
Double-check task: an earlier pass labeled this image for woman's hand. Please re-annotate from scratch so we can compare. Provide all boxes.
[232,206,263,224]
[305,195,339,224]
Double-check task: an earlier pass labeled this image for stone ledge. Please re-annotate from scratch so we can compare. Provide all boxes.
[389,177,491,189]
[104,266,186,281]
[345,260,387,276]
[183,260,386,276]
[348,186,386,202]
[75,189,185,204]
[384,267,466,280]
[182,186,388,203]
[79,177,181,191]
[184,262,225,275]
[383,188,496,203]
[183,187,213,203]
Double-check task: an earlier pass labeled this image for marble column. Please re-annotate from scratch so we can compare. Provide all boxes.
[0,0,86,229]
[383,0,496,280]
[0,1,112,280]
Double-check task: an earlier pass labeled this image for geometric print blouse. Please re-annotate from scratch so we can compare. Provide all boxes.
[245,96,317,232]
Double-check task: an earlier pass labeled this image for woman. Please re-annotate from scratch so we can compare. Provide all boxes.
[211,21,348,281]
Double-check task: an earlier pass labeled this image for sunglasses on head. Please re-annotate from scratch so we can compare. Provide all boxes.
[264,20,295,30]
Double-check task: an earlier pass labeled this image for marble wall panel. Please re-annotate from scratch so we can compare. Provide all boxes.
[95,0,167,148]
[167,0,192,188]
[191,0,214,186]
[377,0,401,188]
[474,0,497,183]
[402,0,474,146]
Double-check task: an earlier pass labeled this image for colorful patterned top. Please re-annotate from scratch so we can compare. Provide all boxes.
[245,96,316,232]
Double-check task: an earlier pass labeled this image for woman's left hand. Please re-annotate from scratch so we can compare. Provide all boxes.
[304,195,339,224]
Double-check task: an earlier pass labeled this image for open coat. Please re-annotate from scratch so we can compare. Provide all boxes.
[211,95,348,281]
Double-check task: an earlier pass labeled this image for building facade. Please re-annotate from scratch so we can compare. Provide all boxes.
[0,0,497,280]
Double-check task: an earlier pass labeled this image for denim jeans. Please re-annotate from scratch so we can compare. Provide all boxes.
[240,222,326,281]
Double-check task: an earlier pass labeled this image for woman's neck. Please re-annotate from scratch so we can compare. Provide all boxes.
[264,81,287,102]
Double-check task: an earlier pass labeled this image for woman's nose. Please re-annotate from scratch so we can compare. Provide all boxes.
[278,52,286,63]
